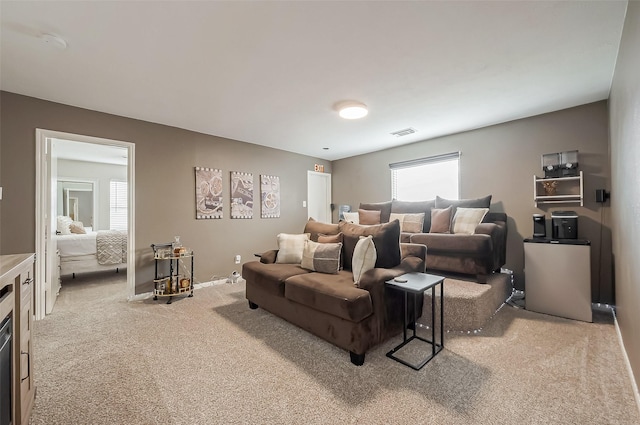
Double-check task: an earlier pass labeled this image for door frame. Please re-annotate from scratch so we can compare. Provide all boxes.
[35,129,136,319]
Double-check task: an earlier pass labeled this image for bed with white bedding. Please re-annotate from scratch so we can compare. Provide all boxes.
[56,230,127,277]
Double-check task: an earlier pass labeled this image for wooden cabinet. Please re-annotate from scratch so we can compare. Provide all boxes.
[533,171,583,207]
[0,253,35,425]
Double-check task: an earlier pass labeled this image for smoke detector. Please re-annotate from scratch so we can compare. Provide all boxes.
[40,33,68,50]
[390,128,417,137]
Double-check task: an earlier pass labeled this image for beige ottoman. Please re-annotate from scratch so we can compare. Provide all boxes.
[421,272,511,332]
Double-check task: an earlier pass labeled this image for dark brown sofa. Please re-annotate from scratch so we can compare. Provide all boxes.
[358,196,507,282]
[243,219,427,366]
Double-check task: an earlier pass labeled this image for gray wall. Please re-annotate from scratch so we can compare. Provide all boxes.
[609,0,640,390]
[332,102,612,302]
[0,92,331,293]
[57,159,128,230]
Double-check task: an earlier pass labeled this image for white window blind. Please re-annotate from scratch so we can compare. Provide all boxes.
[110,180,128,231]
[390,152,460,201]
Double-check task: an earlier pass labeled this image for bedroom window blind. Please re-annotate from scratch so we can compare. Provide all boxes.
[390,152,460,201]
[110,180,128,231]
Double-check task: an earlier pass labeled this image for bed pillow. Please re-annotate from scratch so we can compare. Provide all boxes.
[57,216,73,235]
[352,235,377,287]
[301,240,342,274]
[452,208,489,235]
[275,233,310,264]
[70,221,87,234]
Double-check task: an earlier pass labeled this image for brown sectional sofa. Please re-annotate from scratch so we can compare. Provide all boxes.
[243,219,427,366]
[359,196,507,282]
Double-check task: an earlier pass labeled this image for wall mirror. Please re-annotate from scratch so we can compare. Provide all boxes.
[58,180,95,228]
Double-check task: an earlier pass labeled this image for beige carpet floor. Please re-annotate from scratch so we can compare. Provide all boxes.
[30,273,640,424]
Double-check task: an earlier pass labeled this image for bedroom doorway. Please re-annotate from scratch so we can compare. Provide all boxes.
[35,129,135,320]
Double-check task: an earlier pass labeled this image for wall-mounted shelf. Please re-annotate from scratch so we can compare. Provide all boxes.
[534,171,583,207]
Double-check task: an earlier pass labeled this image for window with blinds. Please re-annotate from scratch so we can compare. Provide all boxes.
[109,180,128,231]
[390,152,460,201]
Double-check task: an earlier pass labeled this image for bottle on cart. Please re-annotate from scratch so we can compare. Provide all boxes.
[173,236,182,256]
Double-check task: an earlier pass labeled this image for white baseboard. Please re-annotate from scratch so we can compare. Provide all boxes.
[612,308,640,417]
[128,277,244,302]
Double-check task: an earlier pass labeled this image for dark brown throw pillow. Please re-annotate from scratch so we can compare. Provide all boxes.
[339,220,401,270]
[358,209,381,225]
[303,217,340,242]
[429,206,452,233]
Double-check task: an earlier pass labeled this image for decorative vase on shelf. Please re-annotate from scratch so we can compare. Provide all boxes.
[542,181,558,196]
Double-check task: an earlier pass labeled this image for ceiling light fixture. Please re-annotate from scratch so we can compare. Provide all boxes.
[334,100,368,120]
[39,33,68,50]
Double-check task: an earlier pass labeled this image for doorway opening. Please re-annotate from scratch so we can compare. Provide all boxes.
[35,129,135,320]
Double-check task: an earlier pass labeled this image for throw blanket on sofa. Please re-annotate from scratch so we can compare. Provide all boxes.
[96,230,127,265]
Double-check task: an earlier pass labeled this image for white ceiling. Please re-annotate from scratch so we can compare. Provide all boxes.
[53,138,127,166]
[0,1,628,161]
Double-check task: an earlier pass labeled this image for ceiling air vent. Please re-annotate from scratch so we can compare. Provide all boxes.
[390,127,417,137]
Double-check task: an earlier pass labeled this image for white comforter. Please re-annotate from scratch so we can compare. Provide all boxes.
[55,232,97,257]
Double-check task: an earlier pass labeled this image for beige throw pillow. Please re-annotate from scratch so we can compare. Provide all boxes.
[429,206,453,233]
[358,209,381,225]
[452,208,489,235]
[275,233,310,264]
[352,235,377,287]
[301,240,342,274]
[70,221,87,234]
[389,213,425,233]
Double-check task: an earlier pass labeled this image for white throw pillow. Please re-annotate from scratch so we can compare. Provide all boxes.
[57,215,73,235]
[275,233,310,264]
[452,208,489,235]
[342,212,359,224]
[352,235,377,287]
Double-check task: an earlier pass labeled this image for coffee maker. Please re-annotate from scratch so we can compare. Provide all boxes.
[533,214,546,238]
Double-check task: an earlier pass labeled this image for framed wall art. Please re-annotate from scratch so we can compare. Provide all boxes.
[195,167,223,219]
[230,171,253,219]
[260,175,280,218]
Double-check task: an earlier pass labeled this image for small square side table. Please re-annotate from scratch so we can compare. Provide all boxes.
[385,272,445,370]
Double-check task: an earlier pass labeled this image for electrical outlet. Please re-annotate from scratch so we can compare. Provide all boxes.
[234,255,241,264]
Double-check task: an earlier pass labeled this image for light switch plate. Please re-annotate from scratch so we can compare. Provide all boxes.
[0,187,3,200]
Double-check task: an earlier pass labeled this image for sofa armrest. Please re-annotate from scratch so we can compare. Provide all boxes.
[259,250,279,264]
[475,221,507,269]
[400,242,427,262]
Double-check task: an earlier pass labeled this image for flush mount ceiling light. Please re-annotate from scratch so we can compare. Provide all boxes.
[334,100,368,120]
[39,33,68,50]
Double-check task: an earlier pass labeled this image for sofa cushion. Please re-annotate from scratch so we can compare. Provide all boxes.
[430,206,452,233]
[391,200,436,232]
[304,218,340,242]
[301,240,342,274]
[284,271,373,322]
[389,213,425,233]
[318,232,344,269]
[242,261,311,296]
[276,233,310,264]
[359,201,392,223]
[352,235,377,286]
[358,209,381,225]
[452,207,489,235]
[435,195,492,217]
[339,220,402,270]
